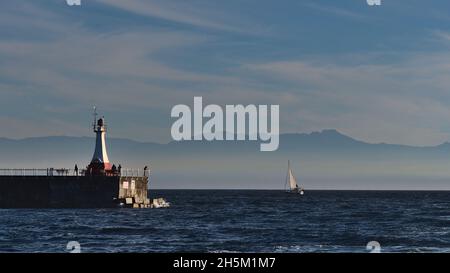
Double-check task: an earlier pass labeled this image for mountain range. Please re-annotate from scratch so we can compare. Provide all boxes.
[1,129,450,190]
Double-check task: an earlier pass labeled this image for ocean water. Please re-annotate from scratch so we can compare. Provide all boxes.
[1,190,450,253]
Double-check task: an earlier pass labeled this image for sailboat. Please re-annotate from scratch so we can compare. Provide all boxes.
[285,160,304,195]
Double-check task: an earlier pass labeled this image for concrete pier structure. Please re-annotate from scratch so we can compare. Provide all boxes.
[0,169,149,208]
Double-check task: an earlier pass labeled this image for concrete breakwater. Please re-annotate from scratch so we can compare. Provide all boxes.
[0,174,149,208]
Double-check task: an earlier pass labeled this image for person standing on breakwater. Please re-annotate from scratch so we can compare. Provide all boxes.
[74,164,78,176]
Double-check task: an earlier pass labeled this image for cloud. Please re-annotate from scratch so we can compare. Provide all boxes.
[434,30,450,41]
[242,49,450,146]
[0,1,277,142]
[302,1,368,21]
[96,0,249,33]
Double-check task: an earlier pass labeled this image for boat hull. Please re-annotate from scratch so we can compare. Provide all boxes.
[286,189,304,195]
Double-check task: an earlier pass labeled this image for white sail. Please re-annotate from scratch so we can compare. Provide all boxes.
[286,161,299,191]
[288,168,298,190]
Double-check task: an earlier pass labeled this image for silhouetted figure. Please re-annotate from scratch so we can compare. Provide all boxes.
[74,164,78,176]
[112,164,117,175]
[118,164,122,175]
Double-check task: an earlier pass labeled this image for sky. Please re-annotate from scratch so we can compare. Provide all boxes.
[2,0,450,146]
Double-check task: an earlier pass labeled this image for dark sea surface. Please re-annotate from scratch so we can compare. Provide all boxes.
[1,190,450,253]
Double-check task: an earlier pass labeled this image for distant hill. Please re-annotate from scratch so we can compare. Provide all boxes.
[1,130,450,190]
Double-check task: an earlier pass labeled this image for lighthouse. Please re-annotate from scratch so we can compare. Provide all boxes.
[87,108,113,175]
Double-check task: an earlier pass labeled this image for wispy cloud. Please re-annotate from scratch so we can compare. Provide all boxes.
[243,50,450,146]
[96,0,250,33]
[302,1,368,21]
[434,30,450,43]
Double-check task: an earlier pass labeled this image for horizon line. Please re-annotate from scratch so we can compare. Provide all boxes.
[151,188,450,192]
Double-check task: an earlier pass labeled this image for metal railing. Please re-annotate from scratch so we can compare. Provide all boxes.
[0,169,70,176]
[120,168,150,177]
[0,168,150,177]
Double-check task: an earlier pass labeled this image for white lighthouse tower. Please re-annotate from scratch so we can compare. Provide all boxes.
[87,107,112,175]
